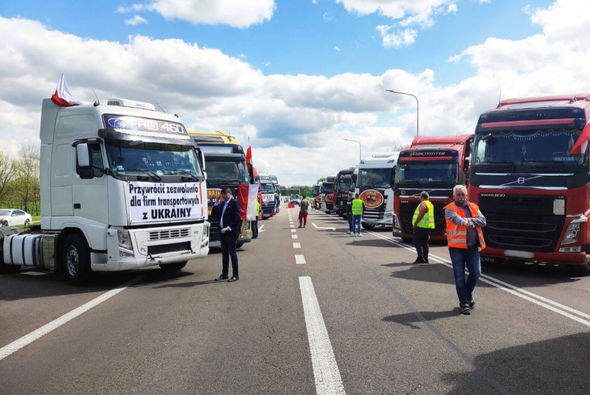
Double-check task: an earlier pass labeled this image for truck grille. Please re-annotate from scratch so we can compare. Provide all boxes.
[478,195,564,252]
[148,241,191,255]
[149,228,190,241]
[399,200,446,236]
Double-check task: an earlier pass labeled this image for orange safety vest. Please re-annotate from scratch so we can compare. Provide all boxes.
[443,201,486,250]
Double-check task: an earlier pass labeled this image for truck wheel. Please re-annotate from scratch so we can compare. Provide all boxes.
[24,219,30,227]
[362,223,375,230]
[160,261,187,273]
[401,236,412,244]
[236,241,245,249]
[62,233,92,285]
[572,261,590,276]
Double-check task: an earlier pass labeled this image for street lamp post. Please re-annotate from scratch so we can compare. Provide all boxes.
[344,138,362,162]
[386,89,419,137]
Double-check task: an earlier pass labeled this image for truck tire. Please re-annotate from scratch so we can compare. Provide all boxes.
[62,233,92,285]
[0,227,23,273]
[573,261,590,276]
[401,236,412,244]
[160,261,187,273]
[362,223,375,230]
[236,241,245,249]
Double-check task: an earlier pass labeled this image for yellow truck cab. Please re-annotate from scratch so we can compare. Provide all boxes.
[189,131,253,248]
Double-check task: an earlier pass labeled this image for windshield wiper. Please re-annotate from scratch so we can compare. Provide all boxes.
[181,174,203,182]
[121,168,162,181]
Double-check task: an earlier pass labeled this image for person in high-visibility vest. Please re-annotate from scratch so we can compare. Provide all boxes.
[443,185,487,315]
[351,193,364,236]
[252,198,260,239]
[412,191,434,264]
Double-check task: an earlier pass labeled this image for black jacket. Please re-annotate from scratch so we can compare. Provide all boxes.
[212,198,242,237]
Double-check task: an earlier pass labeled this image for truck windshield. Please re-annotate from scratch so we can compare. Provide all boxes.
[205,158,249,183]
[105,142,202,178]
[473,128,584,168]
[338,180,351,192]
[260,184,274,193]
[357,168,392,188]
[395,161,457,186]
[322,183,334,193]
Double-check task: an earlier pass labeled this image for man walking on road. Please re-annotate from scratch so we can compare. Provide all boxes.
[212,187,242,282]
[412,191,434,264]
[444,185,487,315]
[351,194,364,236]
[298,196,309,228]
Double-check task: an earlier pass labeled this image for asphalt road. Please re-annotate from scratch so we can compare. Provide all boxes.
[1,205,590,394]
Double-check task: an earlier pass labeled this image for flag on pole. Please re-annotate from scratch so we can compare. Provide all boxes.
[570,122,590,155]
[245,145,252,165]
[51,73,81,107]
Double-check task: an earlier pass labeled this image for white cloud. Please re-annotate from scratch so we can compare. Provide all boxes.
[4,0,590,185]
[125,15,148,25]
[148,0,275,28]
[334,45,341,51]
[377,26,417,48]
[336,0,459,47]
[116,4,146,13]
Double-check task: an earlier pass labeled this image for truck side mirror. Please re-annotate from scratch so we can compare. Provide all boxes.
[463,159,470,173]
[76,143,93,179]
[76,143,90,167]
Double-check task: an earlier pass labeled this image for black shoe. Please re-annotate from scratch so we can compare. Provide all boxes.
[228,276,239,282]
[468,299,475,309]
[214,275,228,281]
[413,258,426,264]
[460,303,471,315]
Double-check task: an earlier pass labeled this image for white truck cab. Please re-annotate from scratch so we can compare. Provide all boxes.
[1,98,210,283]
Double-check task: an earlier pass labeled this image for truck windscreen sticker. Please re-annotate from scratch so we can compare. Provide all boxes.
[103,114,186,135]
[127,182,203,223]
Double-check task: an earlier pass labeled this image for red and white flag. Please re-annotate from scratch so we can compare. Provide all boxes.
[245,145,252,165]
[51,73,81,107]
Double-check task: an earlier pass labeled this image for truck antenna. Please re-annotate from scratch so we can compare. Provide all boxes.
[496,87,502,108]
[156,102,166,112]
[92,89,100,106]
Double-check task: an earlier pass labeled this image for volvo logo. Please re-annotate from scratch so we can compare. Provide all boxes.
[517,177,525,185]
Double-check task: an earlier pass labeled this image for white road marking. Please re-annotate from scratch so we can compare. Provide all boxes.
[292,235,299,239]
[259,224,265,232]
[293,242,301,249]
[367,231,590,327]
[0,276,141,361]
[291,229,296,233]
[295,255,306,265]
[312,222,335,231]
[299,276,345,395]
[290,225,295,228]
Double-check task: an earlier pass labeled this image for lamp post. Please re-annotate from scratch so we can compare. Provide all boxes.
[344,138,362,162]
[386,89,419,137]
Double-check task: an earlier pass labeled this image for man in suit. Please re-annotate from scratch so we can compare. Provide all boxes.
[213,187,242,282]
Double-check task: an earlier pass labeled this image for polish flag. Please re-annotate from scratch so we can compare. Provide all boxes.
[245,145,252,165]
[238,184,260,221]
[570,122,590,155]
[51,73,81,107]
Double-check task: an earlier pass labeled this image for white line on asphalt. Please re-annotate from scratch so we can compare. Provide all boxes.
[311,222,335,231]
[0,276,141,361]
[291,229,296,233]
[293,242,301,249]
[292,235,299,239]
[290,225,295,228]
[367,231,590,327]
[259,224,265,232]
[295,255,306,265]
[299,276,345,395]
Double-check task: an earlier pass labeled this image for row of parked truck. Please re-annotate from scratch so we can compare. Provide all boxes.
[0,94,282,283]
[315,95,590,274]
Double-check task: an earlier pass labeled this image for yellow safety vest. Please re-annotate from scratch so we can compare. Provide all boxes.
[413,200,435,229]
[256,201,260,216]
[352,199,363,215]
[443,202,486,249]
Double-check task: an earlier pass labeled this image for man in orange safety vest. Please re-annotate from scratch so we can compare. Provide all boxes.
[444,184,487,315]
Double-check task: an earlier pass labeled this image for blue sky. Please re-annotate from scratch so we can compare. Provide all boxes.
[0,0,586,185]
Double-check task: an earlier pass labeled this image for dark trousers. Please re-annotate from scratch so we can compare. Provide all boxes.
[252,220,258,238]
[449,246,481,304]
[413,227,431,261]
[221,232,239,277]
[348,213,353,232]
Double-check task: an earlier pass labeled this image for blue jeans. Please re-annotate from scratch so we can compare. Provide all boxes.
[449,246,481,305]
[352,215,362,234]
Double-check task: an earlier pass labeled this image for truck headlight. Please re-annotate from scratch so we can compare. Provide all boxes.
[118,229,133,250]
[561,215,587,245]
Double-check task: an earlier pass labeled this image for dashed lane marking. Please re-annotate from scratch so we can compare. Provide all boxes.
[299,276,345,394]
[295,255,306,265]
[293,242,301,249]
[292,235,299,239]
[291,229,296,233]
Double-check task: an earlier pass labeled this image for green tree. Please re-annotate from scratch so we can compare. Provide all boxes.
[0,151,16,203]
[13,144,40,214]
